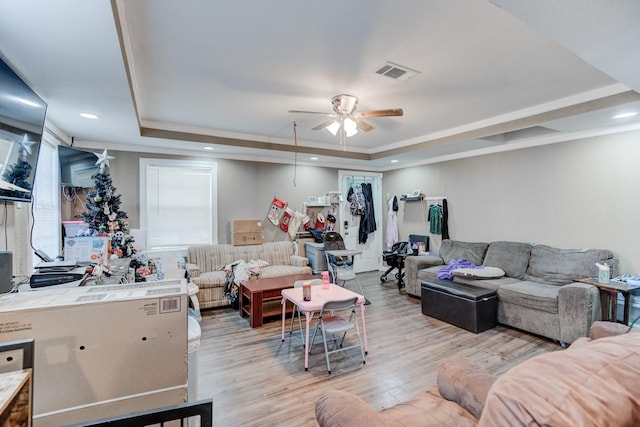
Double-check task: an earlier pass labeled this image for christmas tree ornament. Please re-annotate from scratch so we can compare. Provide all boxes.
[94,195,102,203]
[267,197,286,226]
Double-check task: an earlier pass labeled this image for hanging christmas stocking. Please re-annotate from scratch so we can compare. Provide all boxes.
[302,215,311,231]
[267,197,287,226]
[280,207,294,232]
[288,210,306,239]
[315,213,325,230]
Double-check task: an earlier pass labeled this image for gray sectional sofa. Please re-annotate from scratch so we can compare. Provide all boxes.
[404,240,618,344]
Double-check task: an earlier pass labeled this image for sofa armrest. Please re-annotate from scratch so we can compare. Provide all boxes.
[588,320,629,340]
[557,283,601,344]
[404,255,444,296]
[437,355,497,419]
[185,262,201,279]
[289,254,309,267]
[316,390,386,427]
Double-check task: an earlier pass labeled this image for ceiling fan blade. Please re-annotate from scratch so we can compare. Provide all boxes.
[288,110,336,117]
[311,119,337,131]
[356,119,375,132]
[358,108,404,118]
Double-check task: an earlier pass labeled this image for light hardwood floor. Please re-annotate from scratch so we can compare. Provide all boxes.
[194,271,560,426]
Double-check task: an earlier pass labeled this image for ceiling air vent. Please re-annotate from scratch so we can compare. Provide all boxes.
[374,61,420,81]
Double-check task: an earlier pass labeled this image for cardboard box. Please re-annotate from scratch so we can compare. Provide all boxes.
[231,219,262,233]
[231,220,263,246]
[0,280,188,426]
[64,236,110,262]
[233,231,263,246]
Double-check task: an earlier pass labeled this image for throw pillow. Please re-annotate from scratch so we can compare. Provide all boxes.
[483,241,532,279]
[453,267,505,280]
[524,245,615,285]
[440,240,488,265]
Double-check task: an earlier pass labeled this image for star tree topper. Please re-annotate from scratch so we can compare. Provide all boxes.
[17,134,36,158]
[94,149,115,172]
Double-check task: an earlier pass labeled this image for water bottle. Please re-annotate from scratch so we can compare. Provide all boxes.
[321,271,330,290]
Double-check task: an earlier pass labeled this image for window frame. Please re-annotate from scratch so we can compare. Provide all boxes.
[139,158,218,250]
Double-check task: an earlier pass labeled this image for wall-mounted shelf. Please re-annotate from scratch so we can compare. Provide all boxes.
[400,195,424,202]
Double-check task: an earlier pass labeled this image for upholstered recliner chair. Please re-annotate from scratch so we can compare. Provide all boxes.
[316,322,640,427]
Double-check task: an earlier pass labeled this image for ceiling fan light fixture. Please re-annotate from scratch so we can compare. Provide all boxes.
[327,120,340,135]
[343,118,358,137]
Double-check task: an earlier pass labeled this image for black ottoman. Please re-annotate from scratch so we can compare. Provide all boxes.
[421,279,497,333]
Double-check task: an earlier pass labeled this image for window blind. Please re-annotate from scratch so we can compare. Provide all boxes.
[31,138,60,263]
[141,159,217,250]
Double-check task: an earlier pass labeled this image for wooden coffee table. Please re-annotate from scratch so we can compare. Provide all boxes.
[239,273,316,328]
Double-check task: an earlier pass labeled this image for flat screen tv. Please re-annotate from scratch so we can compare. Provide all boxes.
[58,145,99,188]
[0,57,47,203]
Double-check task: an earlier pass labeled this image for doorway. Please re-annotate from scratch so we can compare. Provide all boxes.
[338,171,383,273]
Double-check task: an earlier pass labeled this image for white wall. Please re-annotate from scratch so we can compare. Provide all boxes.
[383,129,640,274]
[49,128,640,276]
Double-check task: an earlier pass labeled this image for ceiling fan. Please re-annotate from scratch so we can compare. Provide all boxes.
[289,94,403,148]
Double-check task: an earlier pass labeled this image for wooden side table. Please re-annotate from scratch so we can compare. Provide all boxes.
[576,277,640,325]
[239,273,316,327]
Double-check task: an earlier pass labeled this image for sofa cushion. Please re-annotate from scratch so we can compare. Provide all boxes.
[483,241,531,279]
[452,276,520,291]
[192,270,227,288]
[439,240,488,266]
[497,281,559,314]
[258,265,312,278]
[524,244,615,285]
[262,241,298,265]
[453,267,505,280]
[479,331,640,427]
[417,266,444,283]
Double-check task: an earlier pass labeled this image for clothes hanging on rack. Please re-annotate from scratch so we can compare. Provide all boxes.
[386,195,399,249]
[358,182,376,244]
[428,203,443,234]
[348,186,365,216]
[441,198,449,239]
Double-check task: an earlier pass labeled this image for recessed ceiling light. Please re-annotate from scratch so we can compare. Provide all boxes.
[390,159,399,163]
[203,146,214,150]
[80,113,99,119]
[310,157,318,160]
[612,112,639,119]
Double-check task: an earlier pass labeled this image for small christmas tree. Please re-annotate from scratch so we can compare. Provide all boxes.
[1,134,35,198]
[81,149,135,258]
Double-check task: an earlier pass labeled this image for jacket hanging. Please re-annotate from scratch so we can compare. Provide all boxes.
[359,182,376,244]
